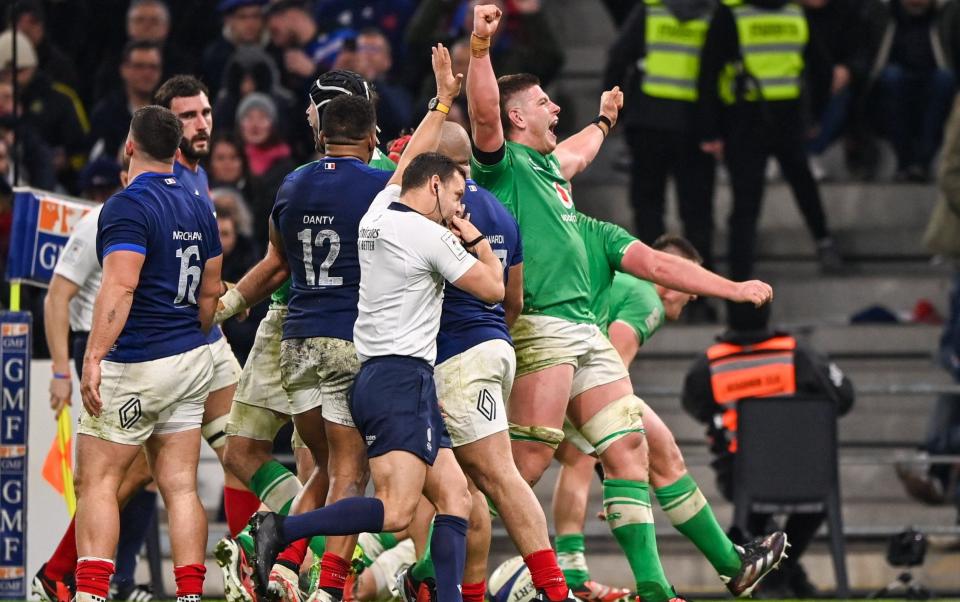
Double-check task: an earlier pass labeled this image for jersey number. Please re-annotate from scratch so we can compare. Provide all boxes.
[493,248,508,270]
[297,228,342,286]
[174,245,202,305]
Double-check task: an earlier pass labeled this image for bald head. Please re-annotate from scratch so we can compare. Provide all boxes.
[437,122,471,173]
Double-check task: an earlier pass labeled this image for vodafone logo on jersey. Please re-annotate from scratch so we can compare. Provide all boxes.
[554,182,573,209]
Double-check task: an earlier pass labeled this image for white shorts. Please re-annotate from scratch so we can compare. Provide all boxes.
[511,314,628,399]
[364,539,417,601]
[435,339,514,447]
[78,345,214,445]
[280,336,359,427]
[233,308,288,410]
[209,336,242,392]
[224,400,306,448]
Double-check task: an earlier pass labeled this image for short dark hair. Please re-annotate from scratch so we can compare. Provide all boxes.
[401,152,465,193]
[122,40,162,64]
[497,73,540,134]
[264,0,307,18]
[10,1,44,24]
[130,105,182,162]
[321,95,376,143]
[153,75,209,109]
[653,234,703,264]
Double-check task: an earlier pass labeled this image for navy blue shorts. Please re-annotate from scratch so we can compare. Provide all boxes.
[350,355,451,465]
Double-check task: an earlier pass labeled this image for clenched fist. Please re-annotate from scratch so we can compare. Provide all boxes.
[600,86,624,127]
[732,280,774,307]
[474,4,502,38]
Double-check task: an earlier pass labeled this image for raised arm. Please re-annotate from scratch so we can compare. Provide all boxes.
[44,275,80,414]
[217,222,290,323]
[389,44,463,187]
[198,254,223,335]
[620,242,773,306]
[467,4,506,153]
[553,86,623,181]
[80,250,144,416]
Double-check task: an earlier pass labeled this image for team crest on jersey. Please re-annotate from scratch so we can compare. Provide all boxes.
[164,177,177,186]
[554,182,573,209]
[324,162,336,170]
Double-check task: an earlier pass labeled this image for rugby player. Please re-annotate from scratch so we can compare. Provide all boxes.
[212,70,399,602]
[75,105,222,602]
[467,5,775,601]
[249,44,504,602]
[397,122,571,602]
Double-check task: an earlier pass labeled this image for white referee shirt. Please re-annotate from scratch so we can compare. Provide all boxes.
[354,184,477,364]
[53,205,103,332]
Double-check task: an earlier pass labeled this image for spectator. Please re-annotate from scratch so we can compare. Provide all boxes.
[9,0,79,90]
[0,81,55,189]
[235,92,294,244]
[404,0,564,92]
[203,0,268,95]
[802,0,876,180]
[313,0,417,76]
[88,41,162,161]
[265,0,356,94]
[76,156,122,204]
[697,0,843,277]
[216,208,263,364]
[603,0,718,272]
[93,0,195,101]
[208,135,251,202]
[682,303,854,598]
[212,185,255,239]
[354,27,412,141]
[0,30,87,189]
[868,0,957,182]
[213,45,297,147]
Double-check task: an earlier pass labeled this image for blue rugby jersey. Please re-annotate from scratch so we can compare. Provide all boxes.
[173,161,224,344]
[436,179,522,364]
[271,157,391,341]
[96,171,222,362]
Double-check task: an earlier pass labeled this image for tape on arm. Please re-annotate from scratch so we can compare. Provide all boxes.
[215,287,249,324]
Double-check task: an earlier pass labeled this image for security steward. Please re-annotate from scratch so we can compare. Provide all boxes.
[696,0,842,280]
[603,0,718,272]
[680,303,854,596]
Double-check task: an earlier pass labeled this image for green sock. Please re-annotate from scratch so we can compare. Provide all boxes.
[309,536,326,558]
[603,479,673,602]
[655,473,741,578]
[236,460,303,555]
[250,460,303,512]
[358,532,400,567]
[555,533,590,589]
[409,523,435,581]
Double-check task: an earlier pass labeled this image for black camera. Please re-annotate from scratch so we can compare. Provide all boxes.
[886,528,927,568]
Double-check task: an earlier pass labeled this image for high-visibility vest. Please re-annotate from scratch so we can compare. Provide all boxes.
[642,0,711,101]
[719,2,807,104]
[706,335,798,451]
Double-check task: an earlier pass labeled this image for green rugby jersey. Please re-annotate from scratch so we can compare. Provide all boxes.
[577,213,638,334]
[608,273,664,345]
[472,141,593,323]
[268,149,397,308]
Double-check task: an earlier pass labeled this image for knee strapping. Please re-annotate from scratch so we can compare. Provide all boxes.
[202,414,230,449]
[508,423,565,449]
[578,395,645,455]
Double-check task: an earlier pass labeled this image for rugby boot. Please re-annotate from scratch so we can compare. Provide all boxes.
[396,566,435,602]
[214,536,257,602]
[305,587,342,602]
[109,582,154,602]
[267,562,305,602]
[532,588,578,602]
[570,580,631,602]
[722,531,789,597]
[249,512,286,597]
[31,563,75,602]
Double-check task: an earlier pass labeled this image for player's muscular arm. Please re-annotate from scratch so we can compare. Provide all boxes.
[44,275,80,413]
[467,4,505,153]
[450,215,504,303]
[620,242,774,307]
[503,263,523,328]
[608,321,640,367]
[81,251,144,415]
[389,44,463,187]
[554,86,623,180]
[198,255,223,334]
[217,224,290,322]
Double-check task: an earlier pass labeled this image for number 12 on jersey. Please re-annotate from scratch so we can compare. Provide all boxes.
[298,228,342,286]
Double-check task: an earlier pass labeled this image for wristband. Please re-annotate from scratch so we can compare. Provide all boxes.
[463,234,486,249]
[52,372,70,380]
[471,32,491,58]
[215,287,249,324]
[591,114,612,137]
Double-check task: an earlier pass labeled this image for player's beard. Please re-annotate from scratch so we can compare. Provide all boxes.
[180,134,210,162]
